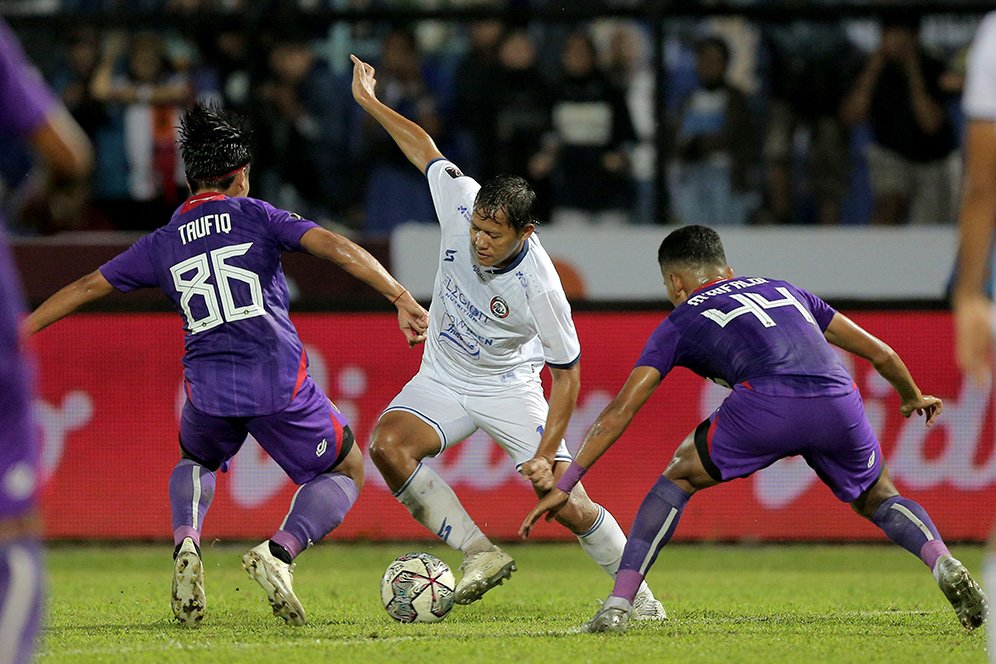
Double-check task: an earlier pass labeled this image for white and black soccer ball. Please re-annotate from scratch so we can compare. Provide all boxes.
[380,552,456,623]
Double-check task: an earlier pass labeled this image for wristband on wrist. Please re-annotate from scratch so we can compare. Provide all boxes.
[391,288,408,305]
[555,461,587,494]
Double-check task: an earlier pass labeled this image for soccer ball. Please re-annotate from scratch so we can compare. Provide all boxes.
[380,552,456,623]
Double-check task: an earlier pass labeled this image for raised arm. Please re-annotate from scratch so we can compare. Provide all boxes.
[519,366,662,537]
[350,54,443,173]
[823,312,941,425]
[23,269,115,337]
[299,227,427,346]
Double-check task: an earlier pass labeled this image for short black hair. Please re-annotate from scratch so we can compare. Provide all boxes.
[177,103,252,192]
[657,225,727,271]
[474,174,537,232]
[695,35,731,68]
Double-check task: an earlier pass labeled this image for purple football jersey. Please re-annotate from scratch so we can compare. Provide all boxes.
[0,17,56,518]
[636,277,854,397]
[100,194,319,417]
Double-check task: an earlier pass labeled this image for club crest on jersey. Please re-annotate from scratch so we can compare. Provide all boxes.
[490,296,510,319]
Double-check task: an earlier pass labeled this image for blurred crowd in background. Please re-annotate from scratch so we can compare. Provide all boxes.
[0,3,986,235]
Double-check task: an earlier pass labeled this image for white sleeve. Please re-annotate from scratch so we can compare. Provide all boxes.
[964,13,996,120]
[425,158,480,236]
[530,288,581,368]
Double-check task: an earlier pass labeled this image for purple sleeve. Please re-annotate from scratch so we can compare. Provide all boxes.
[99,235,158,292]
[794,285,837,331]
[255,200,320,251]
[634,318,680,377]
[0,19,56,136]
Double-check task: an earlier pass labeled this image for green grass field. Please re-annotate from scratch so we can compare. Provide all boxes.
[39,542,987,663]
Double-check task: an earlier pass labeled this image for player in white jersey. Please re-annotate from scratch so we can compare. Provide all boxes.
[351,54,665,616]
[951,11,996,652]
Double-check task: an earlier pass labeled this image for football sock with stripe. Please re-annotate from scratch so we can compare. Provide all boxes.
[871,496,949,573]
[271,472,358,562]
[610,476,690,603]
[576,504,653,597]
[169,458,216,548]
[395,463,491,555]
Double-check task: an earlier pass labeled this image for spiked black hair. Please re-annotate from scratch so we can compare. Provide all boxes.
[177,103,252,191]
[474,174,537,231]
[657,225,727,272]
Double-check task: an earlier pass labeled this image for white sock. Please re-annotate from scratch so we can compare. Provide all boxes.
[577,504,652,597]
[395,463,490,554]
[985,551,995,662]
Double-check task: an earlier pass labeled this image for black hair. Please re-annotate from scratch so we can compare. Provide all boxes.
[880,8,922,32]
[695,35,731,68]
[177,103,253,192]
[657,225,727,271]
[474,174,537,232]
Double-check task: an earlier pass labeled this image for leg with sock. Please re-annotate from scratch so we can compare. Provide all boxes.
[585,476,690,634]
[168,458,215,626]
[871,495,988,630]
[572,501,666,620]
[394,463,515,604]
[244,472,359,626]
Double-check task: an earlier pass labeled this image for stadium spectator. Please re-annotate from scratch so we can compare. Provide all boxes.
[841,13,958,225]
[357,27,441,235]
[351,53,666,618]
[533,29,636,227]
[760,21,856,225]
[522,225,988,635]
[22,103,428,628]
[667,35,756,226]
[0,15,93,664]
[252,33,353,224]
[950,12,996,657]
[490,28,553,221]
[90,31,192,230]
[451,19,505,181]
[598,20,657,225]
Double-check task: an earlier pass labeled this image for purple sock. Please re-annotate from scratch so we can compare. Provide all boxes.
[0,539,44,664]
[872,496,950,570]
[272,473,358,561]
[169,459,216,547]
[611,476,691,602]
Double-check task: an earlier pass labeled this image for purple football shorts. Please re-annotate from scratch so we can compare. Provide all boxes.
[694,385,882,502]
[179,377,351,485]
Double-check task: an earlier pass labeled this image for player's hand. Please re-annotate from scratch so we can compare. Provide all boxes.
[520,456,554,491]
[396,296,428,348]
[350,54,378,106]
[954,293,992,386]
[519,488,569,540]
[900,395,943,427]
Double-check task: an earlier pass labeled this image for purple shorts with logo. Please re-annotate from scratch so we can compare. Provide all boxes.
[695,385,882,502]
[180,377,351,485]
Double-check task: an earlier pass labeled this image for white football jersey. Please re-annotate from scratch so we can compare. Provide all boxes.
[964,11,996,120]
[417,158,581,393]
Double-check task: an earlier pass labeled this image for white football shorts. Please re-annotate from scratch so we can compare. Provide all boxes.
[382,371,572,469]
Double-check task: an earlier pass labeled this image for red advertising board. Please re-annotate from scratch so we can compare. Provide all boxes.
[32,311,996,542]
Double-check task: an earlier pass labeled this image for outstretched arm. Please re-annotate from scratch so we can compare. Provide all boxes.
[519,366,662,538]
[23,269,115,337]
[350,54,443,173]
[823,313,941,425]
[299,227,428,346]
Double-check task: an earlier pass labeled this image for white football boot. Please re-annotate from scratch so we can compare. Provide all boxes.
[632,585,668,621]
[242,541,307,626]
[935,555,988,630]
[453,546,516,604]
[171,537,205,626]
[583,596,632,634]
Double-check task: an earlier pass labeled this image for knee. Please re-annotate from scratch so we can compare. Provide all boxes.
[851,483,898,520]
[369,425,416,472]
